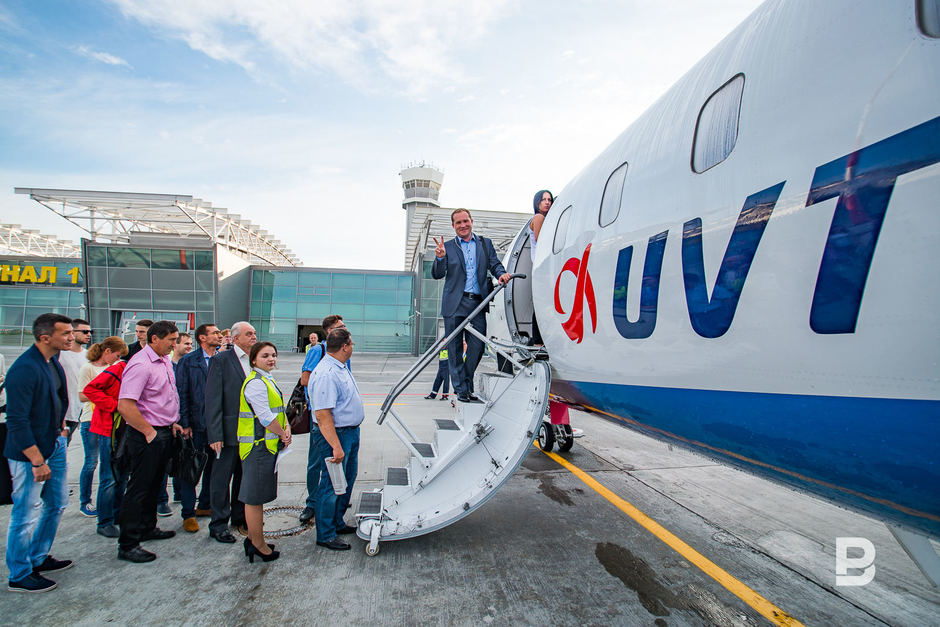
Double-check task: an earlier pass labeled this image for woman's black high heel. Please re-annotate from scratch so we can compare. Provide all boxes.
[244,537,280,563]
[243,537,276,554]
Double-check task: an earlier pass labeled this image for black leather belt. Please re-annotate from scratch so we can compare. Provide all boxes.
[463,292,482,301]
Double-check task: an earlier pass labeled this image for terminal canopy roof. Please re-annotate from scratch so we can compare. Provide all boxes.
[15,188,300,267]
[0,223,81,258]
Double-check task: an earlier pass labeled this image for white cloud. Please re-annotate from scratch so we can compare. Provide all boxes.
[76,45,131,67]
[107,0,517,96]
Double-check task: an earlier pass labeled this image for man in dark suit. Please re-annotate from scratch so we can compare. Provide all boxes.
[205,321,256,543]
[4,313,73,593]
[175,323,222,533]
[432,209,511,402]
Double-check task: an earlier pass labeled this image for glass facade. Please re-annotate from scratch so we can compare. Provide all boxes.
[418,259,445,353]
[0,256,85,347]
[83,241,217,342]
[250,268,415,353]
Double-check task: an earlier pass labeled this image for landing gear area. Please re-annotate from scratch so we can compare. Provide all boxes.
[536,400,578,453]
[538,421,574,452]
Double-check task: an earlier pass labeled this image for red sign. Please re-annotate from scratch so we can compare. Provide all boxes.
[554,244,597,343]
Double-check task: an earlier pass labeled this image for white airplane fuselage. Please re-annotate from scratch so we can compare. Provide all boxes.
[494,0,940,537]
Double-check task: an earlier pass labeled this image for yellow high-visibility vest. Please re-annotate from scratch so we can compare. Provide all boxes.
[237,371,287,460]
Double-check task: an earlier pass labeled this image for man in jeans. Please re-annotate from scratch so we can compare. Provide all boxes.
[59,318,96,516]
[4,313,74,593]
[298,314,347,525]
[116,320,184,563]
[310,328,363,551]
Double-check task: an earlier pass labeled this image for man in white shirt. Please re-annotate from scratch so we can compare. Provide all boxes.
[58,319,97,517]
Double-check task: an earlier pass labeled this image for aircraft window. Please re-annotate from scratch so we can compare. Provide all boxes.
[918,0,940,37]
[599,162,628,227]
[692,74,745,173]
[552,205,572,254]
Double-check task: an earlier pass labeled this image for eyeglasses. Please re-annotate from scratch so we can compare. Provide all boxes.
[76,329,92,334]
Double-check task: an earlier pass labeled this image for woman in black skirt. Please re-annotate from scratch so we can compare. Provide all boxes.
[237,341,291,563]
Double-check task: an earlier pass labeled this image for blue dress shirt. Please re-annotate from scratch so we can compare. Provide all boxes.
[311,355,364,428]
[458,235,478,294]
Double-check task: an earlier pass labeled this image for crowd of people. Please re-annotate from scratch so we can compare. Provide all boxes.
[1,313,365,593]
[1,204,528,593]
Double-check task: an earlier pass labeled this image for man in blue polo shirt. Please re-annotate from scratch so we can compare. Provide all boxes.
[309,328,363,551]
[298,314,348,525]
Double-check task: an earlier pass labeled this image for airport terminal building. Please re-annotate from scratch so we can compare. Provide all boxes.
[1,166,530,354]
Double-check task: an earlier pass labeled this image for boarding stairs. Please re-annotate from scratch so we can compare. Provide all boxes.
[355,275,550,555]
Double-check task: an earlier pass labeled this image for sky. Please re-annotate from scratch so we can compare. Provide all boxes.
[0,0,762,270]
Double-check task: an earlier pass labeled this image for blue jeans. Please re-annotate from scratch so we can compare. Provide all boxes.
[96,435,128,528]
[79,422,99,506]
[313,426,359,543]
[305,416,322,509]
[5,436,69,582]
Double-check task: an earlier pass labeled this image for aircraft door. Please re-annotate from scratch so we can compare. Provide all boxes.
[503,221,536,344]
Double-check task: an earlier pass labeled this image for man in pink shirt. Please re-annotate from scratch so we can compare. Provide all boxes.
[116,321,185,563]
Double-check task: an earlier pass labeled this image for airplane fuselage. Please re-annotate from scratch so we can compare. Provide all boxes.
[497,0,940,537]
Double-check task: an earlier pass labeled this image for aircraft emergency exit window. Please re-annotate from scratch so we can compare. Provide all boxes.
[692,74,745,173]
[918,0,940,37]
[599,162,628,227]
[553,205,572,254]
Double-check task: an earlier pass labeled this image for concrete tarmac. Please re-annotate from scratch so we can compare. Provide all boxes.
[1,351,938,625]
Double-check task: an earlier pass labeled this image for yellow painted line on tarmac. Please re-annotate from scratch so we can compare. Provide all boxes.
[538,445,804,626]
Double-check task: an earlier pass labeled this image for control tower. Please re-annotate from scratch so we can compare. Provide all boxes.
[401,161,443,209]
[401,161,444,269]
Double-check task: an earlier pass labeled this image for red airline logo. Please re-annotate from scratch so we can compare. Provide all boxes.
[554,244,597,343]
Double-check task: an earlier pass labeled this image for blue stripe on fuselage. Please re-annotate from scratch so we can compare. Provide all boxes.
[552,380,940,536]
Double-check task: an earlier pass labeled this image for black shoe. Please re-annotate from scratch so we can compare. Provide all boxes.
[8,573,56,593]
[316,538,351,551]
[336,525,356,535]
[298,507,315,525]
[440,394,449,400]
[210,529,237,544]
[457,393,483,404]
[33,556,73,574]
[141,528,175,541]
[97,524,120,538]
[424,393,436,399]
[118,546,156,563]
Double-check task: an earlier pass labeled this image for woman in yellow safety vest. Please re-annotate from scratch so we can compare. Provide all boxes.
[237,341,291,563]
[424,348,451,400]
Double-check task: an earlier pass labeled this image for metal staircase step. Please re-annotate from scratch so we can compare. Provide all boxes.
[410,442,435,458]
[386,467,409,486]
[358,491,382,516]
[434,419,459,430]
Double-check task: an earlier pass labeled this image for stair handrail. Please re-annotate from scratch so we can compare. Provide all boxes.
[377,273,526,424]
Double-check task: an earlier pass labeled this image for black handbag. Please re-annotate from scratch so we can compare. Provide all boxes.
[285,377,310,435]
[110,412,132,476]
[169,435,209,485]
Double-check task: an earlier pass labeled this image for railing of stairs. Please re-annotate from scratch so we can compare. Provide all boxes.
[376,274,532,460]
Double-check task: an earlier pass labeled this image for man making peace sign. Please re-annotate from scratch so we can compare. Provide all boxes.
[431,209,510,403]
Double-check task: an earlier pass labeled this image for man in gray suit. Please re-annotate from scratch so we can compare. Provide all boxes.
[205,321,256,543]
[432,209,510,403]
